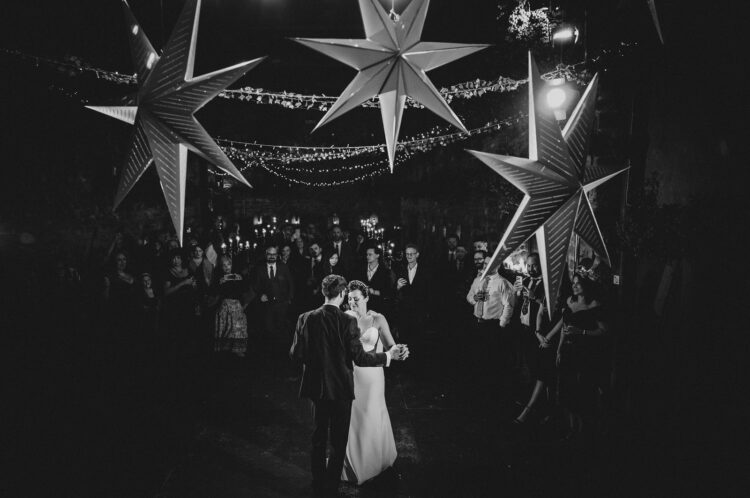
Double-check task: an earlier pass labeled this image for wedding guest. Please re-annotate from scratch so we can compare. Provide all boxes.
[513,294,564,425]
[304,241,326,308]
[324,252,345,280]
[552,273,609,439]
[288,239,310,313]
[280,243,293,266]
[514,253,545,377]
[326,226,355,276]
[188,244,214,298]
[466,250,515,385]
[161,249,199,355]
[293,237,307,260]
[351,231,367,264]
[472,237,489,253]
[135,272,160,339]
[105,232,134,268]
[445,244,473,333]
[395,243,432,341]
[438,233,460,269]
[103,251,136,329]
[205,214,228,267]
[214,256,248,357]
[252,245,294,351]
[354,245,394,315]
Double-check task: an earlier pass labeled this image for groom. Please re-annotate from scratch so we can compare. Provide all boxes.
[290,274,409,497]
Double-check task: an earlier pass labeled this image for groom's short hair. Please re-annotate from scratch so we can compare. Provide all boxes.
[321,274,347,299]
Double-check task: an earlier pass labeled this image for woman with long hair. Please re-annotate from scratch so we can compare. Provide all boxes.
[551,273,609,439]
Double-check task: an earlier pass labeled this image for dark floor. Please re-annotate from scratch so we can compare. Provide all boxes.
[8,318,719,498]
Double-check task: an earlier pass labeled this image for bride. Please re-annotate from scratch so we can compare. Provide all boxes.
[341,280,398,484]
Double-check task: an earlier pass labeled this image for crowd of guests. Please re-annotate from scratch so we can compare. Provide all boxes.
[51,214,614,441]
[465,250,614,440]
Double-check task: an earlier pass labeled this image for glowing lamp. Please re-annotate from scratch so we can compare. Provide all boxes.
[552,26,579,44]
[546,88,567,109]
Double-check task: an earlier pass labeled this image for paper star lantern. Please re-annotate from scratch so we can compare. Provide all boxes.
[294,0,488,172]
[87,0,264,245]
[467,52,628,316]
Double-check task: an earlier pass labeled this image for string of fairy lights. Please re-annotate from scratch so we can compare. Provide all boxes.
[214,115,520,165]
[0,48,589,111]
[209,116,521,186]
[0,43,635,185]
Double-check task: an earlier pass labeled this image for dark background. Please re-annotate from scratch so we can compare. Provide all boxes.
[1,0,747,496]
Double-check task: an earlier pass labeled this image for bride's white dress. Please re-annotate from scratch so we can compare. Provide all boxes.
[341,322,397,484]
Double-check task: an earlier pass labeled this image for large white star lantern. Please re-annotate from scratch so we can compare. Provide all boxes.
[468,52,628,316]
[87,0,264,244]
[294,0,489,172]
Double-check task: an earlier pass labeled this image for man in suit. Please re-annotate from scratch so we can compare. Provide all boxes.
[304,241,327,309]
[513,252,545,375]
[438,233,460,269]
[290,274,409,497]
[253,245,295,350]
[326,226,355,276]
[353,245,393,315]
[395,243,432,341]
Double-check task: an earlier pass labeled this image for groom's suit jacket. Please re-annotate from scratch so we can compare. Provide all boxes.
[290,304,387,400]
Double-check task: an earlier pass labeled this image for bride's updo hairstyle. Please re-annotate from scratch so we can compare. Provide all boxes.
[347,280,369,298]
[321,274,347,299]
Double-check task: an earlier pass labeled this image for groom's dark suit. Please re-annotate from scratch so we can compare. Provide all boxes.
[290,304,388,493]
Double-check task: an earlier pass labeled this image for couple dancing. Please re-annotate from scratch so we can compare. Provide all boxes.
[290,274,409,497]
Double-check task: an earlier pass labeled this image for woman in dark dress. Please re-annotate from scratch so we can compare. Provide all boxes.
[103,251,137,332]
[161,249,199,357]
[514,294,562,424]
[135,272,160,338]
[552,273,609,438]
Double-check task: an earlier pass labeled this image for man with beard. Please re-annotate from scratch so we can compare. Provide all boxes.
[466,249,515,389]
[253,245,294,353]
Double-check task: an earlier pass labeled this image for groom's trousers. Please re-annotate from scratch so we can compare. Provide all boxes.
[311,399,352,490]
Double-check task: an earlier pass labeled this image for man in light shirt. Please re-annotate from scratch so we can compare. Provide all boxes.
[466,249,515,387]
